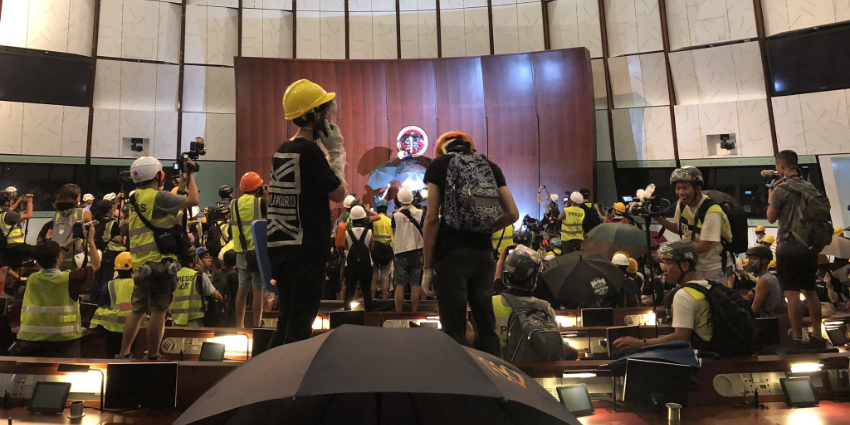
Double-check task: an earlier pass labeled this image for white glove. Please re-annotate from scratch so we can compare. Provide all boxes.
[422,267,436,297]
[319,119,344,153]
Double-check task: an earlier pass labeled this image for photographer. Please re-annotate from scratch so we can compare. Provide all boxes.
[0,190,34,287]
[653,167,732,283]
[49,184,92,269]
[117,156,199,360]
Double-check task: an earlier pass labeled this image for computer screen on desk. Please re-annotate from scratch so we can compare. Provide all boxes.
[781,377,819,408]
[624,359,690,408]
[606,326,641,358]
[200,342,226,361]
[581,308,614,327]
[105,363,178,409]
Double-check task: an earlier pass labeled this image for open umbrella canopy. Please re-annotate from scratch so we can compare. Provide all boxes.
[367,162,398,190]
[541,251,624,305]
[582,223,651,259]
[821,235,850,259]
[174,325,579,425]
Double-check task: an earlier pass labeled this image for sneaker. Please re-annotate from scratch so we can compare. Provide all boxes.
[114,353,132,360]
[805,334,828,350]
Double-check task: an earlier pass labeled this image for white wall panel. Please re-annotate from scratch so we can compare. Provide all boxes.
[120,61,158,111]
[374,0,397,11]
[643,106,674,160]
[296,11,321,58]
[668,51,699,105]
[611,108,642,161]
[152,112,178,160]
[297,0,321,10]
[548,0,579,50]
[350,13,376,58]
[800,90,850,154]
[667,0,756,50]
[492,5,520,54]
[605,0,661,56]
[264,0,294,9]
[609,56,645,108]
[91,109,121,158]
[205,67,236,114]
[122,0,159,60]
[465,7,490,56]
[21,104,63,156]
[322,0,345,11]
[93,59,122,110]
[638,53,669,106]
[320,12,346,59]
[596,111,612,161]
[266,10,293,58]
[351,0,373,11]
[762,0,850,35]
[67,0,96,55]
[157,2,181,63]
[441,9,466,58]
[208,6,238,65]
[517,2,544,52]
[0,0,30,48]
[204,113,237,161]
[736,100,773,157]
[669,42,766,106]
[691,46,739,104]
[373,12,398,58]
[119,110,155,146]
[181,113,208,153]
[417,11,439,58]
[674,104,703,159]
[27,0,71,53]
[182,66,207,113]
[676,100,773,159]
[242,9,264,57]
[591,59,608,110]
[60,106,89,157]
[399,11,419,58]
[0,102,24,155]
[772,95,806,154]
[633,0,661,53]
[184,5,208,64]
[729,42,766,102]
[155,64,179,112]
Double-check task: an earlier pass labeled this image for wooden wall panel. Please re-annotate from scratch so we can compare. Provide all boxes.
[434,57,488,155]
[532,49,596,198]
[481,54,540,221]
[336,61,390,202]
[385,59,438,164]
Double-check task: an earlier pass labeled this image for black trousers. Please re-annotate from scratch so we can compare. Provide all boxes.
[268,248,326,349]
[344,269,374,312]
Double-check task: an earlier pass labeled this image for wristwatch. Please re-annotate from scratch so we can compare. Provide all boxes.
[642,338,647,345]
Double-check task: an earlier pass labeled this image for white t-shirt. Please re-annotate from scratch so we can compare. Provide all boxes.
[673,195,725,272]
[671,280,712,342]
[345,227,373,266]
[392,206,424,254]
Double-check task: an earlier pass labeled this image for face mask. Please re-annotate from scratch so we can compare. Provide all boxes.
[744,261,759,273]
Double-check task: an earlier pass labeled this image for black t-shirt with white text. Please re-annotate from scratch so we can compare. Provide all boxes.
[423,153,507,261]
[268,138,341,263]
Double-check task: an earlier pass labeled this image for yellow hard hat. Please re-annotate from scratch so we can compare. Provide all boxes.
[114,252,132,271]
[627,258,638,274]
[283,79,336,120]
[768,259,776,268]
[613,202,626,213]
[835,227,844,236]
[762,235,775,245]
[755,225,766,233]
[171,187,179,195]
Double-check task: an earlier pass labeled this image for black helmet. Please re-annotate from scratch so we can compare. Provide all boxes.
[669,166,703,187]
[658,240,698,268]
[745,244,773,261]
[513,230,531,246]
[579,188,590,199]
[219,185,233,199]
[503,247,542,288]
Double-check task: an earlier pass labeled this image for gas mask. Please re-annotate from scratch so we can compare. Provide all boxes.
[743,259,761,274]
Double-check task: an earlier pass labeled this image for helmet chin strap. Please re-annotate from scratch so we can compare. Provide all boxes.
[676,262,687,285]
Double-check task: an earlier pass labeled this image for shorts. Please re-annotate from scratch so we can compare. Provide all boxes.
[394,249,423,288]
[237,251,264,290]
[373,262,393,281]
[776,242,818,292]
[131,260,177,314]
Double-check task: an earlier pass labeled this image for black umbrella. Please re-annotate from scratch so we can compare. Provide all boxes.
[174,325,579,425]
[541,251,624,306]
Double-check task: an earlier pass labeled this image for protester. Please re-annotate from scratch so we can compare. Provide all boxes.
[767,150,827,349]
[343,206,374,311]
[118,156,198,360]
[49,184,91,269]
[267,79,347,348]
[422,131,519,357]
[754,225,766,245]
[578,188,603,234]
[90,252,134,358]
[0,189,33,287]
[392,188,425,312]
[11,225,100,358]
[744,245,786,318]
[230,172,268,329]
[607,202,631,224]
[371,199,394,301]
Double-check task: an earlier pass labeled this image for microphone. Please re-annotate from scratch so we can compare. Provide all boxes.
[760,170,779,178]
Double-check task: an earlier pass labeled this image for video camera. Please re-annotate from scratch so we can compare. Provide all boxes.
[760,169,780,187]
[522,215,543,234]
[625,184,665,217]
[117,170,134,184]
[176,138,206,173]
[0,191,14,204]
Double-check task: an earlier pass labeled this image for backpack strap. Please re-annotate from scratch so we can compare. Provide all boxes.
[129,198,167,235]
[194,271,206,313]
[232,199,249,252]
[688,198,715,239]
[399,209,422,235]
[347,228,368,249]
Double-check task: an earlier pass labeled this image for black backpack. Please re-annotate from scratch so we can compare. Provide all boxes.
[684,282,756,357]
[580,203,602,234]
[371,242,394,266]
[346,228,373,275]
[502,294,566,362]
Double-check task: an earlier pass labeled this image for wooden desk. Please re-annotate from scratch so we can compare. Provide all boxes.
[0,407,180,425]
[579,401,850,425]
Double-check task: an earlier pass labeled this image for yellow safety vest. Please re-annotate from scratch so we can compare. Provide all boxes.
[129,188,178,271]
[217,221,231,247]
[493,295,514,356]
[230,195,263,252]
[18,270,81,342]
[677,287,712,342]
[560,206,585,241]
[90,278,135,333]
[492,224,514,254]
[0,211,24,245]
[679,202,733,261]
[102,219,126,252]
[171,268,205,326]
[373,214,393,247]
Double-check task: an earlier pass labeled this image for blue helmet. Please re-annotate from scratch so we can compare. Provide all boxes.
[196,247,210,258]
[375,199,388,208]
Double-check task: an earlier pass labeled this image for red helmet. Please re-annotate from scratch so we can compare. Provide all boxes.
[240,172,264,192]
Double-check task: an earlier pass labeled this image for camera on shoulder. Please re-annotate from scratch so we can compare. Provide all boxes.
[176,137,206,173]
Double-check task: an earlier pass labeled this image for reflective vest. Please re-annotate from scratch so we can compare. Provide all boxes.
[218,221,231,247]
[677,287,712,343]
[493,295,513,355]
[678,200,732,262]
[102,219,126,252]
[230,195,263,252]
[90,278,134,333]
[560,206,585,241]
[172,268,205,326]
[129,188,178,271]
[0,211,24,245]
[373,214,393,247]
[18,270,81,342]
[491,224,514,254]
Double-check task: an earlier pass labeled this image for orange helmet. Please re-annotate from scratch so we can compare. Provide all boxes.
[434,132,474,157]
[240,172,264,192]
[627,258,638,274]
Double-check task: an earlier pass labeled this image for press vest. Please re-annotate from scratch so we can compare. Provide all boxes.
[129,188,178,271]
[492,224,514,254]
[18,271,81,342]
[230,195,263,252]
[677,287,712,343]
[90,278,134,333]
[560,206,585,241]
[172,268,205,326]
[373,214,393,247]
[678,198,733,266]
[102,219,126,252]
[0,211,24,245]
[218,221,231,247]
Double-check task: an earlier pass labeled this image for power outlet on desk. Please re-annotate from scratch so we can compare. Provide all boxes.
[160,337,205,355]
[10,375,63,399]
[260,318,277,328]
[743,372,785,396]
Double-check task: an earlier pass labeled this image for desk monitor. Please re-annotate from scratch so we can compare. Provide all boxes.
[780,377,819,408]
[105,363,178,409]
[581,308,614,327]
[556,384,594,417]
[200,342,226,361]
[418,321,439,329]
[28,382,71,414]
[624,359,690,408]
[252,328,275,358]
[329,311,365,329]
[826,327,848,347]
[606,326,641,358]
[756,317,780,346]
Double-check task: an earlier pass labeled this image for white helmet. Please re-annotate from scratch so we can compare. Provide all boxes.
[5,186,16,193]
[350,205,367,220]
[82,194,95,202]
[569,191,583,204]
[549,194,559,203]
[190,206,200,218]
[612,253,629,266]
[103,192,117,201]
[343,195,356,209]
[397,187,414,205]
[130,156,163,183]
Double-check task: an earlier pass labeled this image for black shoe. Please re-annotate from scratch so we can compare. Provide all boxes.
[805,334,827,350]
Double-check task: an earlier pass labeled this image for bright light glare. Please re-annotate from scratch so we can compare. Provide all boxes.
[790,363,823,373]
[63,370,104,394]
[312,316,324,330]
[562,373,597,379]
[350,301,360,308]
[642,312,657,325]
[556,316,577,327]
[209,335,250,356]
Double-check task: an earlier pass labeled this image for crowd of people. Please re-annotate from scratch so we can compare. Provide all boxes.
[1,78,846,362]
